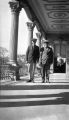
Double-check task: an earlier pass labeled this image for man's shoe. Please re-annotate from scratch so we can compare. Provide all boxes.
[46,79,49,83]
[46,81,49,83]
[42,79,45,83]
[28,79,32,82]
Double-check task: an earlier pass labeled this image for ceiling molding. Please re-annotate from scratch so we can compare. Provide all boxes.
[43,0,69,2]
[22,0,69,34]
[44,4,69,11]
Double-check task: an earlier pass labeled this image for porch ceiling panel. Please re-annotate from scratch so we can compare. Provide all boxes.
[26,0,69,34]
[26,0,49,32]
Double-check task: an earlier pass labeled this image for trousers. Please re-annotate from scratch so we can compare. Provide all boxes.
[41,64,50,81]
[29,62,36,80]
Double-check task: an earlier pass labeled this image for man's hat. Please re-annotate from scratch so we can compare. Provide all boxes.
[32,38,37,43]
[43,39,49,43]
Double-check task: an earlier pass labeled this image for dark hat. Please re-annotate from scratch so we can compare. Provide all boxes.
[32,38,37,42]
[43,39,49,43]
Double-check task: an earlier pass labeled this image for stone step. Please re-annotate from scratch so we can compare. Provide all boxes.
[49,73,69,82]
[0,84,69,107]
[0,73,69,86]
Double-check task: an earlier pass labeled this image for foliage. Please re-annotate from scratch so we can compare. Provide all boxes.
[0,47,28,76]
[0,47,9,65]
[17,54,28,76]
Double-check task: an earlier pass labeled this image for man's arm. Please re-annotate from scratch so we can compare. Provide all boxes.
[48,47,53,65]
[37,47,40,62]
[39,47,44,64]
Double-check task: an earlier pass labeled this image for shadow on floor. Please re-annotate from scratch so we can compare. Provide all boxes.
[0,92,69,107]
[1,84,69,90]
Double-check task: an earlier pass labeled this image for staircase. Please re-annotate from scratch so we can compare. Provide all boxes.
[50,73,69,82]
[0,79,69,120]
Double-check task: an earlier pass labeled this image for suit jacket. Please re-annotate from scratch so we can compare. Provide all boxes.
[26,45,40,63]
[40,46,53,65]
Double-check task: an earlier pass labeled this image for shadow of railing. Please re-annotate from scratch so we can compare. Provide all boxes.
[0,92,69,107]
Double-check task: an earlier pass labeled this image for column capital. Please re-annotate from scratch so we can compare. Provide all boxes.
[9,0,22,14]
[26,21,35,31]
[36,32,42,39]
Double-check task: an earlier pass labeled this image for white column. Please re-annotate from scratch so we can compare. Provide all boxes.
[26,22,35,46]
[36,32,42,49]
[9,1,22,64]
[66,44,69,79]
[9,1,22,80]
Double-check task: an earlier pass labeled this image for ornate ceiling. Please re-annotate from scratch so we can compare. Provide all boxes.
[26,0,69,34]
[42,0,69,33]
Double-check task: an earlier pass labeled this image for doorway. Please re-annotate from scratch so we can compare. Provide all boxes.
[53,41,66,73]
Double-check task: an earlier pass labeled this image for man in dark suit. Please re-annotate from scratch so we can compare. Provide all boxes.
[40,39,53,83]
[26,38,40,82]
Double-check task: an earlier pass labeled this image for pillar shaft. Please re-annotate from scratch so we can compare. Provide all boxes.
[8,1,22,80]
[9,1,21,64]
[66,45,69,79]
[36,32,42,49]
[27,22,35,46]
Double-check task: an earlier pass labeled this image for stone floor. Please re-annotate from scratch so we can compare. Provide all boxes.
[1,73,69,86]
[0,74,69,120]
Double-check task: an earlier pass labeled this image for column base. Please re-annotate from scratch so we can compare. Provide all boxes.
[7,60,18,66]
[8,60,20,81]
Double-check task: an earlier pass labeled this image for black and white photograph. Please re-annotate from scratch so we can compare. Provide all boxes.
[0,0,69,120]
